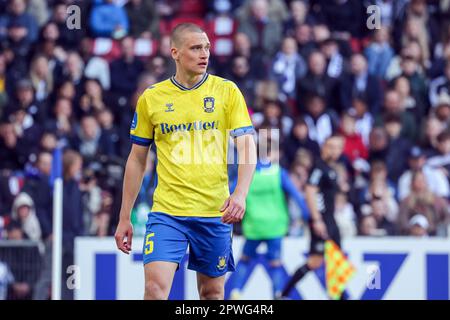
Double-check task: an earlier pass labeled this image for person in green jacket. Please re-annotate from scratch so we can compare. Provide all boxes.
[229,147,310,299]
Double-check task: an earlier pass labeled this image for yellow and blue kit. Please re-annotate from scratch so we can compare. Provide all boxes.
[130,73,254,276]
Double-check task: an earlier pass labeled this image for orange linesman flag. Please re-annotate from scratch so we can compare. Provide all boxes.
[324,240,356,300]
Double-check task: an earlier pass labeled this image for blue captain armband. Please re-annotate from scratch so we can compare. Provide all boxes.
[230,126,255,137]
[130,135,153,146]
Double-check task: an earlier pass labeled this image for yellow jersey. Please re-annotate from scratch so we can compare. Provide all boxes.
[130,73,254,217]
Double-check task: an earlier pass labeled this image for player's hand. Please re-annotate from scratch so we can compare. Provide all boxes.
[312,219,328,239]
[220,192,246,224]
[114,219,133,254]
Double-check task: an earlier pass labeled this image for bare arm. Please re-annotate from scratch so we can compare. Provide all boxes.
[221,134,257,224]
[115,144,150,254]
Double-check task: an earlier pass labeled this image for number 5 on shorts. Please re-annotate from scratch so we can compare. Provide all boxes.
[144,232,155,255]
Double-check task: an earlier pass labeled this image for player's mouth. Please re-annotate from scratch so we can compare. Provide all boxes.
[198,62,208,67]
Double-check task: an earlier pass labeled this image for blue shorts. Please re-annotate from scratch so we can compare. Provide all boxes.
[242,238,282,261]
[143,212,235,277]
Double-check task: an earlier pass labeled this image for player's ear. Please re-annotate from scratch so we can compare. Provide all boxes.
[171,47,179,61]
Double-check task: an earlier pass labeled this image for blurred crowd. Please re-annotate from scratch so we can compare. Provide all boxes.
[1,0,450,292]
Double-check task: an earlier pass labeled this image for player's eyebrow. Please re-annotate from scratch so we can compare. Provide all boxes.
[189,43,211,49]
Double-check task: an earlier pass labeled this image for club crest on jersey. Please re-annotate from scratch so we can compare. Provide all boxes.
[165,103,174,112]
[203,97,215,113]
[217,256,226,271]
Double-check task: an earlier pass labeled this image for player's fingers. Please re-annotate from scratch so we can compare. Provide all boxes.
[220,198,230,212]
[221,211,233,224]
[234,210,245,222]
[126,229,133,251]
[226,203,240,219]
[114,233,123,250]
[222,210,235,224]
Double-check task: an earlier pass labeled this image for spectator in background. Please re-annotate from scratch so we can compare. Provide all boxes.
[365,26,395,79]
[11,192,41,241]
[319,37,345,80]
[383,113,412,179]
[433,94,450,130]
[71,115,115,163]
[396,0,439,64]
[77,78,106,118]
[398,170,450,235]
[303,93,338,146]
[58,51,85,98]
[37,22,65,75]
[226,56,256,109]
[109,36,144,100]
[39,131,57,153]
[408,214,430,237]
[55,80,76,104]
[359,214,380,236]
[361,198,398,236]
[3,19,33,83]
[230,32,266,80]
[297,51,334,111]
[237,0,288,24]
[288,148,314,192]
[237,0,282,58]
[0,121,28,171]
[125,0,159,39]
[51,1,85,50]
[393,75,425,125]
[294,23,316,60]
[0,0,39,44]
[334,191,357,238]
[29,54,53,102]
[89,0,129,39]
[270,37,306,101]
[78,167,102,236]
[339,109,368,163]
[429,61,450,108]
[253,79,279,111]
[44,97,75,146]
[420,116,444,157]
[26,0,49,28]
[148,55,169,82]
[313,0,365,40]
[427,131,450,183]
[398,146,450,201]
[351,98,373,146]
[375,90,417,142]
[252,100,293,140]
[360,166,399,223]
[397,54,429,112]
[78,38,111,91]
[283,117,320,167]
[96,108,120,157]
[297,51,336,111]
[156,34,176,76]
[3,79,48,124]
[283,0,316,37]
[156,0,181,20]
[340,53,383,115]
[21,151,53,241]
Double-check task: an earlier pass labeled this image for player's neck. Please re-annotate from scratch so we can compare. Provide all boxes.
[174,72,206,89]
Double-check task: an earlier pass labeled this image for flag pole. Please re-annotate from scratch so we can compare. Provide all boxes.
[51,146,63,300]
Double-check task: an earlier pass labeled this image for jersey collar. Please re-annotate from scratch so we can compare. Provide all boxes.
[170,73,209,91]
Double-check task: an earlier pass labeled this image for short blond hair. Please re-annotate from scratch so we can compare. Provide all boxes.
[170,23,205,47]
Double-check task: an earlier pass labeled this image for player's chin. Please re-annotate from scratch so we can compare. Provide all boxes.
[196,64,208,72]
